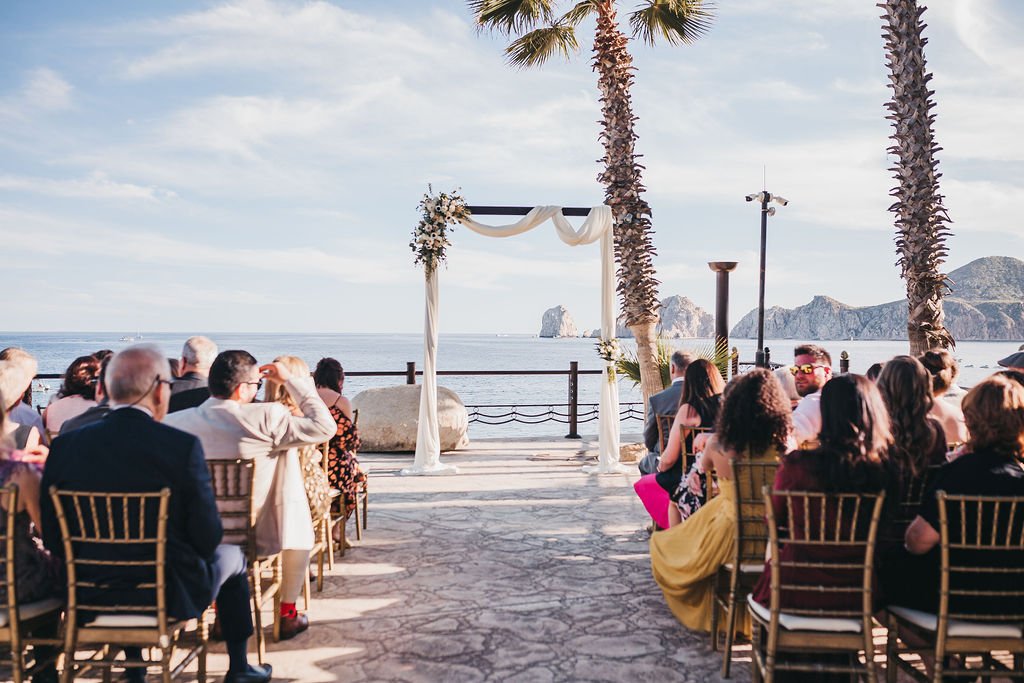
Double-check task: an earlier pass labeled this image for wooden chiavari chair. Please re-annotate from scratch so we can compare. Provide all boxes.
[748,487,886,683]
[206,460,280,663]
[886,491,1024,682]
[711,458,779,678]
[0,484,61,683]
[49,487,207,683]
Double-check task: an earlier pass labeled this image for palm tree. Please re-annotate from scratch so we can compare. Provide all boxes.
[881,0,954,355]
[469,0,713,403]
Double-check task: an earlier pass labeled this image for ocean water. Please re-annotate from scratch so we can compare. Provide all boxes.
[5,332,1018,439]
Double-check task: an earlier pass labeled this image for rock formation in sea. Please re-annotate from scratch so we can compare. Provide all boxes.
[615,295,714,339]
[539,305,578,338]
[730,256,1024,341]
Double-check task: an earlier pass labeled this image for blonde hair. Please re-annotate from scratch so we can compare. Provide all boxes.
[265,355,309,412]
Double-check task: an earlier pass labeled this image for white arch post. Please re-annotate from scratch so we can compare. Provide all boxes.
[402,203,627,476]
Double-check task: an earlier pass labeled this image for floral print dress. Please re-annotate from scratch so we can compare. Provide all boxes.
[327,403,367,517]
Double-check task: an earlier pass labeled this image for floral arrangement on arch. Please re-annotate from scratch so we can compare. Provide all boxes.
[595,338,623,383]
[410,187,470,276]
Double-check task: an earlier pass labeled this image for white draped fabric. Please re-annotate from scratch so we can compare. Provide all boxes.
[404,204,626,476]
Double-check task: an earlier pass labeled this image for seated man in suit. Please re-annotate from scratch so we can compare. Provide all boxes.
[169,335,218,413]
[640,351,692,475]
[41,345,271,683]
[165,350,335,640]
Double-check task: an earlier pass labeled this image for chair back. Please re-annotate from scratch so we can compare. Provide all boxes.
[680,425,714,473]
[352,408,359,427]
[730,459,779,567]
[48,487,171,632]
[654,414,675,455]
[889,463,943,539]
[206,460,256,556]
[0,485,19,633]
[936,491,1024,626]
[762,487,885,630]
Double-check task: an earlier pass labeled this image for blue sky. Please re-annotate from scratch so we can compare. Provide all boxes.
[1,0,1021,334]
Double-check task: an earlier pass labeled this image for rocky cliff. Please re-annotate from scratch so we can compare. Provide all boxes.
[539,305,578,338]
[731,256,1024,341]
[615,295,715,338]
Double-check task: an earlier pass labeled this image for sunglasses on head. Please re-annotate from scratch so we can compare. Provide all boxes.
[790,363,826,376]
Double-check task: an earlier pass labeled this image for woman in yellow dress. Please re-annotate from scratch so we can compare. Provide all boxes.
[650,368,796,632]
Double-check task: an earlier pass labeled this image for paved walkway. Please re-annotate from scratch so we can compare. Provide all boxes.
[227,436,748,682]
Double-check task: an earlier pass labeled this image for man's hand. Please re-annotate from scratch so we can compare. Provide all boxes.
[260,362,292,383]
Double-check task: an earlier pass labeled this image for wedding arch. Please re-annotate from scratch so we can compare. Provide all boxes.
[401,190,628,477]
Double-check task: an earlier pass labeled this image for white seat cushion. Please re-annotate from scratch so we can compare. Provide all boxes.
[0,597,62,627]
[889,605,1024,638]
[87,614,158,628]
[723,561,764,573]
[747,594,863,633]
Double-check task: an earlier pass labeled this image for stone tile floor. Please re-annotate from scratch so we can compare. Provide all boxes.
[223,435,749,682]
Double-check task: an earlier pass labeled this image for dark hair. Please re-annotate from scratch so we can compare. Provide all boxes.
[313,357,345,393]
[797,374,893,495]
[92,349,114,363]
[715,369,793,457]
[794,344,832,366]
[208,350,258,399]
[876,355,938,478]
[962,375,1024,460]
[918,348,957,394]
[59,355,100,399]
[97,355,111,397]
[865,362,885,382]
[996,369,1024,387]
[167,358,181,377]
[680,359,724,406]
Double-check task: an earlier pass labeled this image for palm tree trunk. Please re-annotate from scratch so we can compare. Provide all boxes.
[592,0,662,405]
[882,0,954,355]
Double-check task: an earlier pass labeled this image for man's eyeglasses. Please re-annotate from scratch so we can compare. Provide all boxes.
[156,378,174,388]
[790,363,826,376]
[241,380,264,391]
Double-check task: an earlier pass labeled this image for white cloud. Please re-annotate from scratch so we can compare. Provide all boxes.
[0,67,73,119]
[0,171,176,201]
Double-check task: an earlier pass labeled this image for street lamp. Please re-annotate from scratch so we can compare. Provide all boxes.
[745,191,789,368]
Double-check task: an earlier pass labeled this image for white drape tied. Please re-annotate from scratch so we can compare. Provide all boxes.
[403,204,626,476]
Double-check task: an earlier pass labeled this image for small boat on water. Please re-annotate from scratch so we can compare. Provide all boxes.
[119,333,144,342]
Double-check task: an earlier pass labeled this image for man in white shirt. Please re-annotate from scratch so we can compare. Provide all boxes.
[790,344,833,447]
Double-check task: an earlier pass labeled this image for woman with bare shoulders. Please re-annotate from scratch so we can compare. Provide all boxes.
[651,369,795,633]
[918,349,968,445]
[314,358,366,526]
[657,359,724,526]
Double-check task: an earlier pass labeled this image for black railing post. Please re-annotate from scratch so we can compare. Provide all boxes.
[565,361,580,439]
[840,350,850,375]
[406,361,416,385]
[764,347,772,368]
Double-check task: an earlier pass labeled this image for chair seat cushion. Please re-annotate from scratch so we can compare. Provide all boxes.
[889,605,1024,638]
[723,561,764,573]
[87,614,158,627]
[0,597,63,627]
[747,594,863,633]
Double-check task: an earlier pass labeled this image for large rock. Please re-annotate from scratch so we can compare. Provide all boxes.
[352,385,469,452]
[539,305,578,338]
[730,256,1024,341]
[615,295,715,338]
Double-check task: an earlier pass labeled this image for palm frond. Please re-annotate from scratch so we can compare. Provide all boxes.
[560,0,597,26]
[616,337,732,388]
[628,0,714,47]
[505,23,579,68]
[469,0,557,36]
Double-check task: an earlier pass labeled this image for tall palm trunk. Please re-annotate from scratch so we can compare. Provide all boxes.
[592,0,662,404]
[881,0,954,355]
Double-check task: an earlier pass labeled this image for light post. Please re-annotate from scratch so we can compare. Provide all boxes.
[745,191,788,368]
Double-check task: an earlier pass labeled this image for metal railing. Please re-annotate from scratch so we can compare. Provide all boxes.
[32,350,853,438]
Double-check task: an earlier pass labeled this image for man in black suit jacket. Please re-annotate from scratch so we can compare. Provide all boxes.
[640,351,692,475]
[41,345,270,683]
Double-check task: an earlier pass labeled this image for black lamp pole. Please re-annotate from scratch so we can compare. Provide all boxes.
[746,191,788,368]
